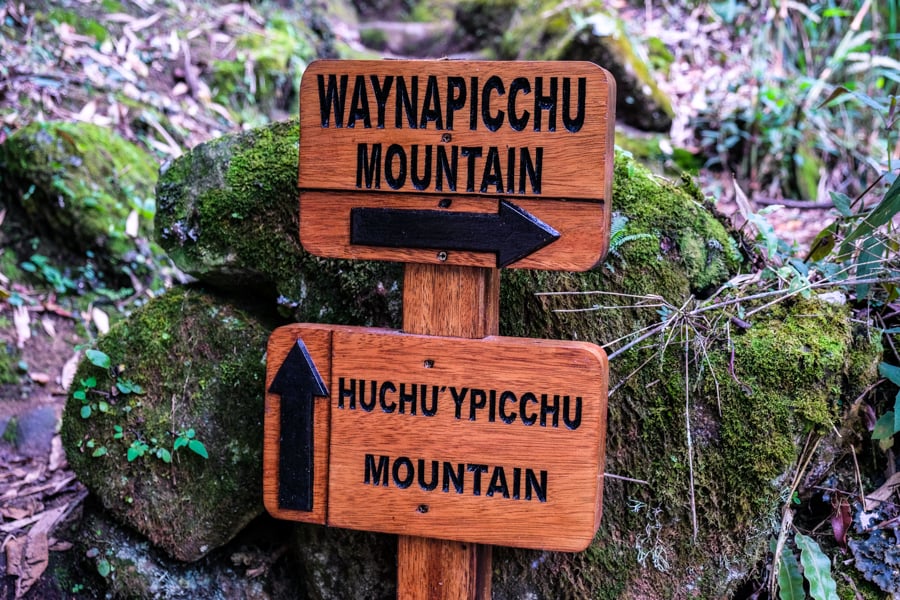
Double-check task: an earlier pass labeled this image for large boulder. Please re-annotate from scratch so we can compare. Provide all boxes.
[67,118,880,597]
[0,121,158,272]
[60,286,271,562]
[460,0,675,132]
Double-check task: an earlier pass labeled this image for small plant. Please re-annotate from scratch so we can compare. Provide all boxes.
[73,377,98,419]
[19,253,76,294]
[126,439,149,461]
[174,428,209,459]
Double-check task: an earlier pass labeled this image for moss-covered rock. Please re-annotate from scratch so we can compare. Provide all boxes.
[60,286,271,562]
[497,1,674,132]
[0,121,158,269]
[155,119,402,328]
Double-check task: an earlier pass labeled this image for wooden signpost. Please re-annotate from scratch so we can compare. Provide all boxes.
[265,59,616,599]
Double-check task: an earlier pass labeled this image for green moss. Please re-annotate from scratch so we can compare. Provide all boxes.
[156,119,402,327]
[491,153,877,596]
[1,417,17,444]
[210,15,316,117]
[359,27,389,49]
[60,286,270,562]
[0,121,158,271]
[498,1,673,131]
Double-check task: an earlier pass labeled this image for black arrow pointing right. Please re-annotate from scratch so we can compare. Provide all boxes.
[268,339,328,511]
[350,200,559,268]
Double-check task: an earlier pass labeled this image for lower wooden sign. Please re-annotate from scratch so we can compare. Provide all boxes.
[264,323,608,552]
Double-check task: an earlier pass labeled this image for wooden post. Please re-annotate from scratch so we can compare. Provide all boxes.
[398,263,497,599]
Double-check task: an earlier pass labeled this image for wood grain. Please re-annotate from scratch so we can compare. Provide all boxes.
[297,59,615,271]
[299,193,609,271]
[263,324,334,524]
[325,329,608,551]
[399,264,496,600]
[298,60,615,201]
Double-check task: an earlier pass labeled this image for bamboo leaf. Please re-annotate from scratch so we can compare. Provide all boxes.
[855,235,885,299]
[828,191,853,217]
[777,549,805,600]
[843,175,900,247]
[807,223,837,262]
[795,533,838,600]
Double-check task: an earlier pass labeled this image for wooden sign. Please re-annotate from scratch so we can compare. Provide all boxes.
[264,323,608,552]
[298,59,616,271]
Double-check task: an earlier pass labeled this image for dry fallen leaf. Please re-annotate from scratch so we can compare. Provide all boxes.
[91,306,110,335]
[865,472,900,508]
[125,209,140,238]
[13,304,31,349]
[60,352,80,391]
[48,436,65,472]
[40,316,56,338]
[28,373,50,385]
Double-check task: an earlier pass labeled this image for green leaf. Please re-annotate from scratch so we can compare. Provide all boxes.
[174,436,188,451]
[98,400,109,413]
[96,558,111,578]
[807,224,837,262]
[872,412,896,439]
[188,439,209,459]
[83,376,97,388]
[855,235,885,299]
[86,349,111,369]
[879,362,900,386]
[829,192,853,217]
[158,448,172,463]
[92,446,107,458]
[127,447,139,462]
[185,428,195,439]
[80,405,92,419]
[73,390,86,401]
[777,549,805,600]
[895,392,900,435]
[843,175,900,248]
[795,533,838,600]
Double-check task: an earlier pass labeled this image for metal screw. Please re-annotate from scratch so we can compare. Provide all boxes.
[437,251,448,261]
[441,133,451,143]
[438,198,452,208]
[423,359,434,368]
[417,504,429,513]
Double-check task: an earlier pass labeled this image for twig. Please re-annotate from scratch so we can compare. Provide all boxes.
[604,473,650,485]
[684,322,698,542]
[754,197,834,209]
[605,323,666,360]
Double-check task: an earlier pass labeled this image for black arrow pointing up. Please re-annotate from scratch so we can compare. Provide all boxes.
[350,200,560,268]
[268,339,328,512]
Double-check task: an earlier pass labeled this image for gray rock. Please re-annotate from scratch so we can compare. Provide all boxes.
[15,405,59,458]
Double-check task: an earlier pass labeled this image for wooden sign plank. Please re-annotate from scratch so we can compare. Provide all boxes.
[300,193,608,271]
[264,323,609,552]
[297,59,616,271]
[263,324,333,524]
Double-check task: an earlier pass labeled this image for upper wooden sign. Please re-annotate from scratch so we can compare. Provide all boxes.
[264,323,608,552]
[298,60,616,271]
